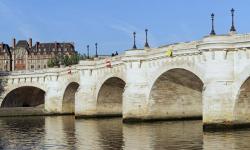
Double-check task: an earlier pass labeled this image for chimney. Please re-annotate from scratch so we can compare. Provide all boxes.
[29,38,32,48]
[12,38,16,48]
[36,42,39,51]
[54,42,58,50]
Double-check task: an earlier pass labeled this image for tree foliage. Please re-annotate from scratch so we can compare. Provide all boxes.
[47,53,81,68]
[47,56,60,67]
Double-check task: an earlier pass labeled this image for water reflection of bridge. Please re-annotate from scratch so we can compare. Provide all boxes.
[1,116,249,149]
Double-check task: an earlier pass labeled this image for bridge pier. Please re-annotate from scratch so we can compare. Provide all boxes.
[75,86,98,117]
[122,51,150,122]
[202,50,238,130]
[203,81,236,130]
[75,70,98,118]
[122,81,149,122]
[45,79,64,114]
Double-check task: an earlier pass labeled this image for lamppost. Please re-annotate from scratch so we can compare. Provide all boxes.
[87,45,90,59]
[210,13,216,35]
[133,32,137,49]
[230,8,236,32]
[144,29,150,48]
[95,43,98,57]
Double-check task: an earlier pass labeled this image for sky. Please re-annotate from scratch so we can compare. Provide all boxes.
[0,0,250,55]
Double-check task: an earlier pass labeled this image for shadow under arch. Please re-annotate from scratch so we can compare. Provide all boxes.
[1,86,45,108]
[148,68,204,120]
[234,76,250,123]
[232,65,250,123]
[62,82,80,114]
[96,77,126,116]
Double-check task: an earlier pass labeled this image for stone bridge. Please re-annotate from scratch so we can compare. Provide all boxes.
[2,33,250,129]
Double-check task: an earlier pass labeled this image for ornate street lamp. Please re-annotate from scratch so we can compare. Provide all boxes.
[210,13,216,35]
[133,32,137,49]
[230,8,236,32]
[144,29,150,48]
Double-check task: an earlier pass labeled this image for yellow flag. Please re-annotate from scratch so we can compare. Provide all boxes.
[166,48,173,57]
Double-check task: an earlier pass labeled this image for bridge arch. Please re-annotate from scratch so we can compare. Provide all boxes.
[233,66,250,122]
[96,75,126,116]
[148,65,204,92]
[147,66,204,119]
[95,73,125,99]
[234,65,250,99]
[62,82,80,114]
[1,86,45,108]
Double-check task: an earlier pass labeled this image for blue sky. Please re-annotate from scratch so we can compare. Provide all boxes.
[0,0,249,55]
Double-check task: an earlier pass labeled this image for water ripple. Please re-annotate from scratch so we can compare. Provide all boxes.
[1,116,250,149]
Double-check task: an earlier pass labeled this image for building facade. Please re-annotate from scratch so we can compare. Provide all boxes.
[0,43,12,71]
[0,38,76,71]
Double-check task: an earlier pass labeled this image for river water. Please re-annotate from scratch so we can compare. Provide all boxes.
[0,116,250,150]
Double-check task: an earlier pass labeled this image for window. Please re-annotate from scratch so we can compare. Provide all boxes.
[31,65,34,69]
[44,65,46,68]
